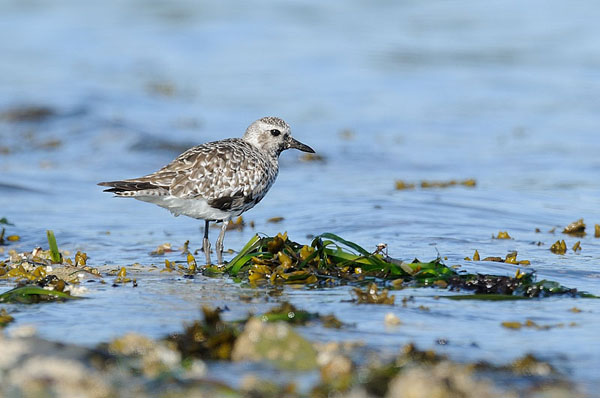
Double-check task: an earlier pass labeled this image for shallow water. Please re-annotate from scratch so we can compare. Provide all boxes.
[1,0,600,394]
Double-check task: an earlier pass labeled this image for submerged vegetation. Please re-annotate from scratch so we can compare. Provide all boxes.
[216,232,596,300]
[1,228,596,306]
[0,224,597,397]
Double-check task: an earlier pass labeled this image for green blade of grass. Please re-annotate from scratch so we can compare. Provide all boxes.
[46,230,61,263]
[225,234,262,274]
[0,286,80,304]
[318,233,373,256]
[227,253,264,275]
[323,247,386,269]
[318,233,392,269]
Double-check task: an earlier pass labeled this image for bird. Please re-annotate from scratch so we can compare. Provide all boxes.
[98,116,315,266]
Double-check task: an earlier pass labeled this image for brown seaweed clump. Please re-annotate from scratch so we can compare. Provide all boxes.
[0,308,14,327]
[352,282,395,304]
[395,178,476,190]
[562,219,585,237]
[550,240,567,254]
[166,306,238,360]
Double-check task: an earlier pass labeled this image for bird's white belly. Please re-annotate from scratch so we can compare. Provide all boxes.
[136,195,232,221]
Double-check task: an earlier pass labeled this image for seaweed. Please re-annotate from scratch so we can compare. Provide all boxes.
[465,250,530,265]
[501,319,574,330]
[46,230,62,263]
[150,242,173,255]
[0,308,14,327]
[225,232,436,284]
[225,233,597,299]
[445,271,593,298]
[352,282,395,304]
[0,227,20,245]
[1,231,98,301]
[260,301,343,327]
[166,306,239,360]
[395,178,476,190]
[0,285,79,304]
[562,219,585,237]
[550,239,567,254]
[493,231,512,239]
[112,267,132,286]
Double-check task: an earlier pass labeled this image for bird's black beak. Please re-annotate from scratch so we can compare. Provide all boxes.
[287,137,315,153]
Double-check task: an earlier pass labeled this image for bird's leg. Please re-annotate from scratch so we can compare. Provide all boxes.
[216,219,229,266]
[203,220,211,266]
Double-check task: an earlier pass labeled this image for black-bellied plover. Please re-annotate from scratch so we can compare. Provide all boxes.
[99,117,314,265]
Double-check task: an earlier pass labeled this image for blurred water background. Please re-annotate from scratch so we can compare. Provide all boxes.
[1,0,599,394]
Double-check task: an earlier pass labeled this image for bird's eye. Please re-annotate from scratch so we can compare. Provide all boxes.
[270,129,281,137]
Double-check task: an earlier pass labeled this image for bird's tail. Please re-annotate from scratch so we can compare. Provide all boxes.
[98,180,167,196]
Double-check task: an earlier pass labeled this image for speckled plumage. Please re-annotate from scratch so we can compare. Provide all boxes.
[102,138,279,219]
[99,116,315,265]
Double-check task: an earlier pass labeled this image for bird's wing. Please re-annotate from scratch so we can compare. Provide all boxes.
[170,139,274,199]
[99,139,276,205]
[143,139,274,201]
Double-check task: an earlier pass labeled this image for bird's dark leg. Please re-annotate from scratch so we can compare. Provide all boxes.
[203,220,211,265]
[216,219,229,265]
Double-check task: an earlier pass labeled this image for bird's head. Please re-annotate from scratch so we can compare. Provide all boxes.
[243,117,315,157]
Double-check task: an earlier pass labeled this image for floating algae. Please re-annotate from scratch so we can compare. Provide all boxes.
[112,267,132,286]
[0,228,20,245]
[501,319,574,331]
[150,242,173,255]
[493,231,512,239]
[562,218,586,237]
[550,239,567,254]
[0,217,19,245]
[352,282,395,304]
[0,308,14,327]
[420,178,476,188]
[465,250,530,265]
[395,178,476,190]
[464,249,480,261]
